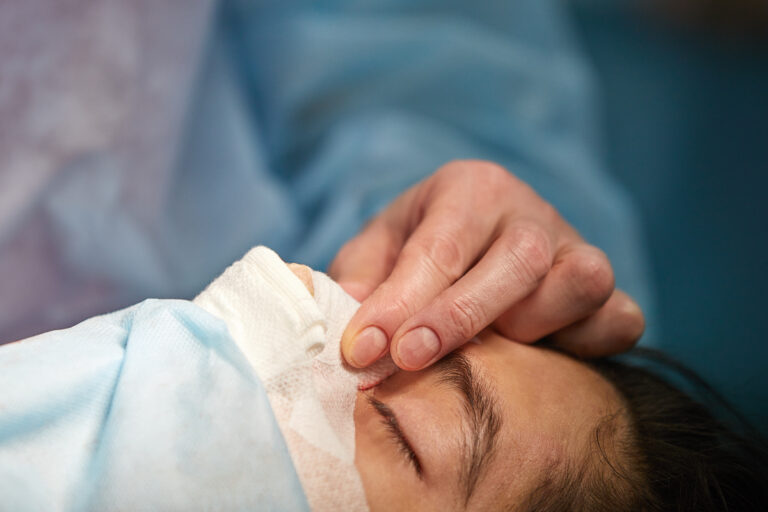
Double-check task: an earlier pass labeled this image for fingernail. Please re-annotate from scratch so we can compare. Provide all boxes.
[397,327,441,369]
[351,327,389,367]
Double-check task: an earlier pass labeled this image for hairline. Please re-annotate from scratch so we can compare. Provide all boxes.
[513,358,639,512]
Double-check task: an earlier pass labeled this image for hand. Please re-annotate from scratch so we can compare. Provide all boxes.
[329,160,645,370]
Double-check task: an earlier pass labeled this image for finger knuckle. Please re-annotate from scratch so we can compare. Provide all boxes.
[538,200,562,228]
[434,161,518,211]
[441,160,511,183]
[408,232,466,285]
[472,160,509,180]
[378,290,418,327]
[568,248,615,306]
[435,160,470,181]
[502,223,552,285]
[447,295,485,340]
[474,161,516,195]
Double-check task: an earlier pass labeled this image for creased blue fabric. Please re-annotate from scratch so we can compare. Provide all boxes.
[0,0,656,345]
[0,299,309,512]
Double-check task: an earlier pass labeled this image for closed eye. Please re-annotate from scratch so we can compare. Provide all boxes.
[367,395,423,478]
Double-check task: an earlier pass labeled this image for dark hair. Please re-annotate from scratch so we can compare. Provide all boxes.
[519,348,768,512]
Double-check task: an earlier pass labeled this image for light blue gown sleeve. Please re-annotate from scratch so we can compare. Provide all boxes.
[175,0,655,337]
[0,299,309,512]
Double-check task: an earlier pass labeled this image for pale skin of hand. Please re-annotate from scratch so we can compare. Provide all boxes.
[328,160,645,371]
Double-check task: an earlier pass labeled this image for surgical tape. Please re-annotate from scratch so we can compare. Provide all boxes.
[193,247,396,511]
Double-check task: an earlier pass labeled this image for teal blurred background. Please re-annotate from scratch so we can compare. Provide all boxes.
[570,0,768,428]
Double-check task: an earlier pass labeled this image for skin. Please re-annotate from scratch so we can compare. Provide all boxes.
[329,161,645,372]
[353,330,626,511]
[287,264,626,509]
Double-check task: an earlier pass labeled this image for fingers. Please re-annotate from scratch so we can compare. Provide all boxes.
[333,159,644,370]
[340,203,498,368]
[388,221,556,370]
[547,289,645,358]
[492,243,615,343]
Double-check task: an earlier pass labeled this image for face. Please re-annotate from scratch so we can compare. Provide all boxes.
[354,330,625,511]
[283,264,623,509]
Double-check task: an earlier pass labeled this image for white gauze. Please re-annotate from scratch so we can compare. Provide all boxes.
[193,246,397,511]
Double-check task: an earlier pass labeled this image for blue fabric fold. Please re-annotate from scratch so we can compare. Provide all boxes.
[0,299,309,512]
[0,0,656,346]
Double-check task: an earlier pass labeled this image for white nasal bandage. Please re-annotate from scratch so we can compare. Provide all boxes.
[193,247,396,511]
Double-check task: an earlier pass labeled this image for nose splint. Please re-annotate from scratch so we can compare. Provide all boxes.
[194,246,397,511]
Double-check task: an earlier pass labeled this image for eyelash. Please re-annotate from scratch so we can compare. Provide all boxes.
[367,396,423,478]
[380,415,423,477]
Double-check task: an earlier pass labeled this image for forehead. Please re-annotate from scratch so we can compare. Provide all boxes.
[459,332,623,510]
[464,331,620,422]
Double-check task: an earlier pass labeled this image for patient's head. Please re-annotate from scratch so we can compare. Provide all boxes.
[285,263,765,510]
[354,331,768,511]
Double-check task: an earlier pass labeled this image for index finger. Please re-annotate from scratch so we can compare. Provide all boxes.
[340,203,495,368]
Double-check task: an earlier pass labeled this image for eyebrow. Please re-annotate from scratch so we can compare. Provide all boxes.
[434,351,503,506]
